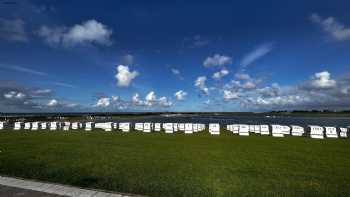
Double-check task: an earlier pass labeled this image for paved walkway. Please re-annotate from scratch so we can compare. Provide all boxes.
[0,185,63,197]
[0,176,135,197]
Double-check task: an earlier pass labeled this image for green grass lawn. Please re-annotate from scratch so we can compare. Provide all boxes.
[0,130,349,196]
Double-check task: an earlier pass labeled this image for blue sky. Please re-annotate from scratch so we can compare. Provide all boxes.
[0,0,350,112]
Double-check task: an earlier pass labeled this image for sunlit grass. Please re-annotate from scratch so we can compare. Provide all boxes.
[0,129,349,196]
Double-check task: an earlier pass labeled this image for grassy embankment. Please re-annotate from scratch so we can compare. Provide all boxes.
[0,129,349,196]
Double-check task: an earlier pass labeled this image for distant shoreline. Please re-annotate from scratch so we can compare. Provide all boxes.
[0,111,350,119]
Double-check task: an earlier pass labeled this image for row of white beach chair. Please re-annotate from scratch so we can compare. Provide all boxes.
[1,121,348,139]
[226,124,348,139]
[135,123,208,134]
[9,121,131,132]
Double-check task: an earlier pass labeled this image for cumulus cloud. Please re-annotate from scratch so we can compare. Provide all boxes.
[47,99,58,107]
[132,93,144,106]
[195,76,209,95]
[115,65,139,87]
[240,43,273,67]
[242,81,256,89]
[0,81,81,112]
[145,91,157,106]
[37,19,112,47]
[240,71,350,111]
[310,71,336,89]
[212,69,229,80]
[0,18,28,42]
[301,71,336,90]
[310,13,350,41]
[4,91,26,99]
[159,96,173,107]
[246,95,309,108]
[203,54,232,67]
[174,90,187,101]
[256,83,281,97]
[95,97,110,107]
[223,90,241,101]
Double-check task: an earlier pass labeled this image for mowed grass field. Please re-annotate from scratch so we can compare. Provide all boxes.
[0,130,349,196]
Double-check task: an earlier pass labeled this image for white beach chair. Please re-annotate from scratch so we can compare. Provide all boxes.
[113,122,118,130]
[154,123,161,132]
[339,127,347,138]
[85,122,93,131]
[0,121,4,130]
[239,124,250,136]
[309,125,324,139]
[135,123,143,131]
[249,125,255,133]
[50,122,57,130]
[24,122,31,130]
[119,122,130,132]
[40,122,47,130]
[271,125,284,137]
[325,127,338,138]
[281,125,291,135]
[31,122,39,130]
[173,123,178,132]
[291,125,304,136]
[198,124,206,132]
[184,123,193,134]
[260,125,270,135]
[164,123,174,134]
[143,123,151,132]
[209,123,220,135]
[14,122,22,130]
[178,123,185,131]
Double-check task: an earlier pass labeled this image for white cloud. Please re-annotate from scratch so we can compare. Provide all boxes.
[240,43,273,67]
[311,13,350,41]
[0,65,48,76]
[65,103,78,108]
[212,69,229,80]
[310,71,336,89]
[256,83,281,97]
[37,19,113,47]
[34,89,52,94]
[159,96,172,107]
[223,90,241,101]
[203,54,232,67]
[111,96,120,101]
[131,92,174,108]
[3,91,26,99]
[145,91,157,106]
[251,95,308,107]
[235,73,252,81]
[242,81,256,89]
[37,26,66,46]
[195,76,209,95]
[132,93,144,105]
[115,65,139,87]
[47,99,58,107]
[53,82,76,88]
[0,18,28,42]
[174,90,187,101]
[95,97,110,107]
